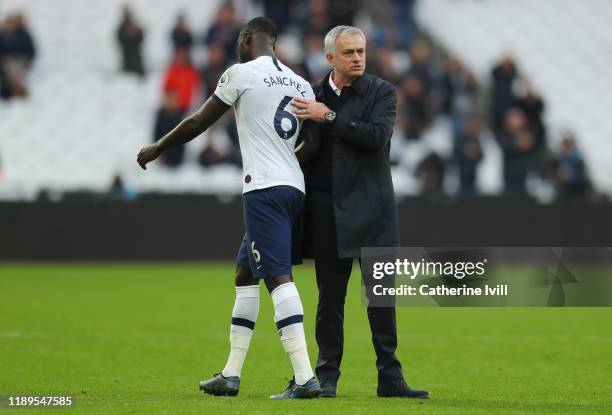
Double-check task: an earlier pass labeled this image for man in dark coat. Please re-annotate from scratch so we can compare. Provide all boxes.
[291,25,429,399]
[117,7,145,76]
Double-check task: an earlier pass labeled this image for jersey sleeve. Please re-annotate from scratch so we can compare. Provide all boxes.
[305,83,316,101]
[212,64,252,108]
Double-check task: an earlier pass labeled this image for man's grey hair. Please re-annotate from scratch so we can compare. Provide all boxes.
[324,25,366,55]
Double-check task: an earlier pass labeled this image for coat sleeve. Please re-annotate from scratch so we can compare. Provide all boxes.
[331,82,397,152]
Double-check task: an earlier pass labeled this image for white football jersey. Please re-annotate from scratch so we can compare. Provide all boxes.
[213,56,315,194]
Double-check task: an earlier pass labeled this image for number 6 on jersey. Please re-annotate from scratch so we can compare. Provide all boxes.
[274,96,298,140]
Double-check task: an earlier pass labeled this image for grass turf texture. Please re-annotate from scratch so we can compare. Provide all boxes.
[0,263,611,415]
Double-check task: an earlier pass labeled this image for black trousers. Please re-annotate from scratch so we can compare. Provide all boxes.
[308,189,403,384]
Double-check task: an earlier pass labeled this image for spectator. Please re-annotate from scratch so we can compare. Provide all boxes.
[107,175,137,201]
[440,56,478,131]
[553,134,590,198]
[515,83,546,151]
[303,31,329,82]
[171,14,193,52]
[197,130,242,169]
[203,2,241,66]
[328,0,359,28]
[197,42,242,169]
[391,0,417,48]
[499,108,535,197]
[116,6,145,76]
[200,42,226,98]
[397,39,435,139]
[454,115,483,195]
[0,13,36,65]
[490,55,519,136]
[162,47,200,113]
[363,0,400,48]
[399,73,429,140]
[303,0,332,36]
[415,152,446,198]
[0,13,36,98]
[367,46,401,86]
[256,0,295,34]
[0,64,10,99]
[153,92,185,167]
[405,40,433,97]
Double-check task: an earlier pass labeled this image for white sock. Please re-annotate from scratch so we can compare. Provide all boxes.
[221,284,259,378]
[271,282,314,385]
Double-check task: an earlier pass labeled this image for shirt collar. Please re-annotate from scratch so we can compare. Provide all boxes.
[328,72,341,96]
[327,70,368,97]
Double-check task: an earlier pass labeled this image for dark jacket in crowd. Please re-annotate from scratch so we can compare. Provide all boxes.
[516,94,547,150]
[172,27,193,51]
[153,107,185,167]
[0,26,35,62]
[301,71,400,258]
[0,67,9,99]
[117,21,145,75]
[491,61,517,134]
[454,133,482,194]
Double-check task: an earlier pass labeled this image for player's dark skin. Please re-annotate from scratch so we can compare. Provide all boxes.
[137,28,318,294]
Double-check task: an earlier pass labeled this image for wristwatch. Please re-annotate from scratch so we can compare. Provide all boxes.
[324,111,337,123]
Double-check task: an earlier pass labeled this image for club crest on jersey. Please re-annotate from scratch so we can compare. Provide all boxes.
[218,71,230,88]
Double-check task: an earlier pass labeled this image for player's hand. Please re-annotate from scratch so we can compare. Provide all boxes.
[137,144,161,170]
[291,98,330,122]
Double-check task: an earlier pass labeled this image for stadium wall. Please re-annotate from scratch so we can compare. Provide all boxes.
[2,197,612,261]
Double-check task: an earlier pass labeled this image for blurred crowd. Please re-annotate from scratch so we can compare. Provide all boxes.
[489,56,590,199]
[0,2,593,201]
[117,0,590,200]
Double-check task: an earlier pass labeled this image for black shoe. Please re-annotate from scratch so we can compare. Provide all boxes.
[377,378,429,399]
[269,377,322,399]
[199,373,240,397]
[319,379,337,398]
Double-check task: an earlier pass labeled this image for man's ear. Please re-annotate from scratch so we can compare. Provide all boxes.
[244,31,251,45]
[326,53,334,65]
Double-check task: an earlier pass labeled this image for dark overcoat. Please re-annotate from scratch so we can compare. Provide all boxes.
[296,72,400,260]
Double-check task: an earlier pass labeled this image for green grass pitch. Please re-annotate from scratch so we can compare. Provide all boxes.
[1,263,611,414]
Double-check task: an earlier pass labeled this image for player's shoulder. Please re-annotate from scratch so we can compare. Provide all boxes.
[224,62,256,77]
[218,62,254,88]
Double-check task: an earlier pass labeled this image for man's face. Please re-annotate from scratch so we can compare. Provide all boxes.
[328,33,366,79]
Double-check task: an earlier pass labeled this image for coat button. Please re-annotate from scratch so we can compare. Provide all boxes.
[245,175,251,183]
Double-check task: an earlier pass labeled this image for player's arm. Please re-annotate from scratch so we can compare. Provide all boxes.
[137,97,229,170]
[294,120,320,168]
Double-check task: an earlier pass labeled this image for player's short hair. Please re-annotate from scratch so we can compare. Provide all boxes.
[324,25,366,55]
[244,16,278,41]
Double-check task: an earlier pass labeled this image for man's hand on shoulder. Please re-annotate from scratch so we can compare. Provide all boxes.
[137,144,162,170]
[291,98,331,123]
